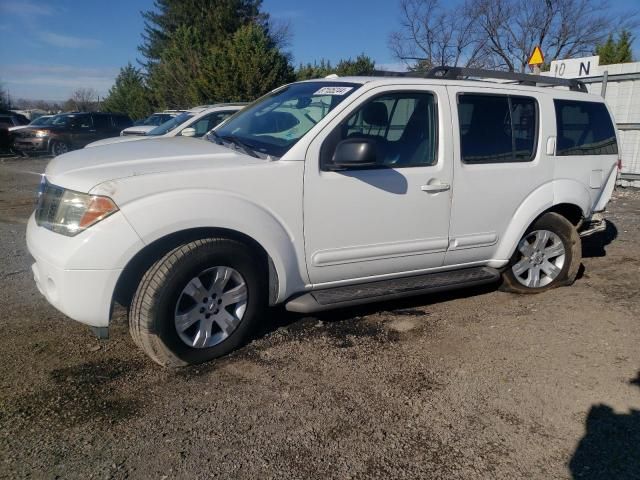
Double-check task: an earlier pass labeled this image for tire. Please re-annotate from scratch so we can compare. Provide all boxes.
[129,238,267,367]
[50,141,69,156]
[501,212,581,294]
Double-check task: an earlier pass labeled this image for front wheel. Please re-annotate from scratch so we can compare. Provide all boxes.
[501,212,581,294]
[50,141,69,156]
[129,238,267,367]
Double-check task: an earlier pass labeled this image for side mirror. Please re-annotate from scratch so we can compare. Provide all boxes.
[331,139,378,169]
[181,127,196,137]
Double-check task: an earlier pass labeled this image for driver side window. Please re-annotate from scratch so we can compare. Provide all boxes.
[322,92,438,169]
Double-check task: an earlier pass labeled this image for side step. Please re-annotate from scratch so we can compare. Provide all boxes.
[285,266,500,313]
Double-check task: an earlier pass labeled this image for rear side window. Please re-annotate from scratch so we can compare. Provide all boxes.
[92,114,111,129]
[112,114,132,129]
[554,100,618,156]
[458,94,538,163]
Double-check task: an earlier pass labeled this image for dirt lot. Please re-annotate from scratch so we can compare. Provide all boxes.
[0,155,638,479]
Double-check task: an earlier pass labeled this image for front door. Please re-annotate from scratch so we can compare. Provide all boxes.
[303,86,453,285]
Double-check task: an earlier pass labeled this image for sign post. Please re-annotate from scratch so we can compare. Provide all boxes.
[528,46,545,75]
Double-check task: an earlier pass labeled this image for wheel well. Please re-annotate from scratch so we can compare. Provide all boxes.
[543,203,584,227]
[113,228,275,309]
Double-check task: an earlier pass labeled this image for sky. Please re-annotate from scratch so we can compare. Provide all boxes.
[0,0,638,101]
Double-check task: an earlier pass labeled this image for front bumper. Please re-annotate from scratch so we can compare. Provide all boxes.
[26,212,144,329]
[13,137,49,153]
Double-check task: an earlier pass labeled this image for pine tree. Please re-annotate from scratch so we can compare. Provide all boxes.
[335,54,376,76]
[102,63,153,120]
[208,23,294,102]
[295,55,376,81]
[596,30,634,65]
[139,0,265,69]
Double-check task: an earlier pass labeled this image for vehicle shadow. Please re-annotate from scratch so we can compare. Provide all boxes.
[257,281,500,338]
[582,220,618,258]
[568,372,640,479]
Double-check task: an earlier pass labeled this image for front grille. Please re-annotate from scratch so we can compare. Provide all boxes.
[35,180,64,228]
[15,129,36,138]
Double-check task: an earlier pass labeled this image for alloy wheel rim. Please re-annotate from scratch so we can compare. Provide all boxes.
[54,143,68,155]
[174,266,248,349]
[512,229,566,288]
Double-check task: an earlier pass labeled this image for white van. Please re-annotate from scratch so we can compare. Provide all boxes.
[27,68,620,366]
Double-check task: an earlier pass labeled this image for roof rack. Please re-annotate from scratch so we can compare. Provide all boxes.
[372,66,588,93]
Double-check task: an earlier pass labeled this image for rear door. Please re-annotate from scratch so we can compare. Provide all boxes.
[445,86,552,266]
[69,114,96,148]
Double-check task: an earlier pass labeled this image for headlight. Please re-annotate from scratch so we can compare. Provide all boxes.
[36,183,119,236]
[34,130,49,138]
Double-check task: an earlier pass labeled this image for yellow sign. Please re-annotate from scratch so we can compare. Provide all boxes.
[528,46,545,66]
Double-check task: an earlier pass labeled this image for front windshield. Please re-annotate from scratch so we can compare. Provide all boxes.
[143,113,171,126]
[213,81,360,158]
[147,112,193,136]
[49,114,86,127]
[30,116,52,126]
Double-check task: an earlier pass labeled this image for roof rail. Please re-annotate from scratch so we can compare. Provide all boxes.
[372,66,588,92]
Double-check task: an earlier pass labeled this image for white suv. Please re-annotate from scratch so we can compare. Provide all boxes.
[86,104,245,148]
[27,68,619,366]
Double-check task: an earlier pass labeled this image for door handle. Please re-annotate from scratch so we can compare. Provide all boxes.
[421,183,450,193]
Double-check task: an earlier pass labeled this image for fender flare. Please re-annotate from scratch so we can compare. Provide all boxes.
[493,179,591,261]
[118,188,307,303]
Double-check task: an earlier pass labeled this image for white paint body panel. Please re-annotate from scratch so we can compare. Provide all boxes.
[25,77,619,329]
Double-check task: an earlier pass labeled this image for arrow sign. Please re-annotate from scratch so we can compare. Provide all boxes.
[528,46,545,66]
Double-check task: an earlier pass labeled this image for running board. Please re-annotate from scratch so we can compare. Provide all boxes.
[285,267,500,313]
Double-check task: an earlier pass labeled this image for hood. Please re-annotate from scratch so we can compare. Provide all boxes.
[46,136,264,192]
[122,125,155,134]
[85,135,154,148]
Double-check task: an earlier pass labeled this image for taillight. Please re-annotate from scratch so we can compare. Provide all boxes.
[617,158,623,170]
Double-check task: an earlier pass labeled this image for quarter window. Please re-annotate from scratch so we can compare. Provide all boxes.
[322,92,438,169]
[554,100,618,156]
[458,94,538,163]
[92,115,111,130]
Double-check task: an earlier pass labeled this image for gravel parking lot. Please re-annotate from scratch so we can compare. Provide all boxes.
[1,155,639,479]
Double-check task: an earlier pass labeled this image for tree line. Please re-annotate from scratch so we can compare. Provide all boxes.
[2,0,636,119]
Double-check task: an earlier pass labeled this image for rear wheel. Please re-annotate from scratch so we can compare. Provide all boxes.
[129,238,267,367]
[501,212,581,294]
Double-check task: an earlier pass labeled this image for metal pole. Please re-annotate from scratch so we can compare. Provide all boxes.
[601,70,608,98]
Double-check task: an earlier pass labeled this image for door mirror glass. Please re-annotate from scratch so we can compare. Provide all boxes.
[331,139,378,169]
[181,127,196,137]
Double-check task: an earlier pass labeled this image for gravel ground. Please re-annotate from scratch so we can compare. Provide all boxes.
[0,155,639,479]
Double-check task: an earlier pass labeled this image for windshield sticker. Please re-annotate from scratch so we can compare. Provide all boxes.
[313,86,354,96]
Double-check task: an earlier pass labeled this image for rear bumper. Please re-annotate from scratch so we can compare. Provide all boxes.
[579,211,606,237]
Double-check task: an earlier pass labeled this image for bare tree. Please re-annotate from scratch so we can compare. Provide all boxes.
[389,0,488,70]
[390,0,638,72]
[67,88,99,112]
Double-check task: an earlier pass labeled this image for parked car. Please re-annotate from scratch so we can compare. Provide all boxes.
[0,112,30,151]
[13,112,132,155]
[27,68,619,366]
[85,104,244,148]
[8,114,54,133]
[120,111,183,136]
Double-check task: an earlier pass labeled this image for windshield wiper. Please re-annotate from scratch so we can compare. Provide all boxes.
[210,132,259,158]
